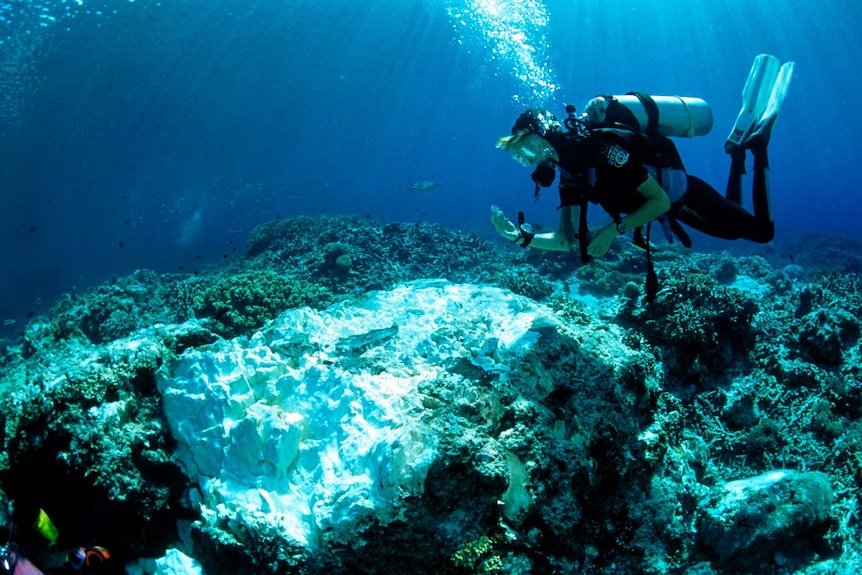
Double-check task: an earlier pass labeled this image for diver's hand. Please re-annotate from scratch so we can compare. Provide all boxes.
[587,224,618,258]
[491,205,520,242]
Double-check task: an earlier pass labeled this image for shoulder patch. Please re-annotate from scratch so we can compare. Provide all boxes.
[604,143,630,168]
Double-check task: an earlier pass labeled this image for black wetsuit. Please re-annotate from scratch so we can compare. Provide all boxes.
[550,127,775,245]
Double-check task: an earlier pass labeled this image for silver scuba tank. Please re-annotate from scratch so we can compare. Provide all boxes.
[583,94,713,138]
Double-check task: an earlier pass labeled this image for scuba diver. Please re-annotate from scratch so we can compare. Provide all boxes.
[1,503,112,575]
[1,542,110,575]
[492,54,794,299]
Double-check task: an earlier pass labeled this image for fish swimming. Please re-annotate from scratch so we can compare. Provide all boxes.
[406,181,441,192]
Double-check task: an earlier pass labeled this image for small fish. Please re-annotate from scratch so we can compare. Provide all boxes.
[406,181,441,192]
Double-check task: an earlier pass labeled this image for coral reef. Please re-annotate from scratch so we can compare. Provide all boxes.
[241,216,512,294]
[637,270,760,385]
[156,281,664,574]
[1,219,862,575]
[0,321,210,562]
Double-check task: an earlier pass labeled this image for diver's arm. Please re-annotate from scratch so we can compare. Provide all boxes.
[491,205,578,252]
[586,174,670,258]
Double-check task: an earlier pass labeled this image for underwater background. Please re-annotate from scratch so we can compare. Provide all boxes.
[3,2,862,574]
[1,0,861,334]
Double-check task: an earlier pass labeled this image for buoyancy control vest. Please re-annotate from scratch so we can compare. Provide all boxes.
[584,126,688,208]
[584,93,709,203]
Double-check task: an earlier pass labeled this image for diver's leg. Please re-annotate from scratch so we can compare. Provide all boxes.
[676,176,746,240]
[676,175,772,243]
[678,171,775,244]
[725,147,746,205]
[750,140,775,242]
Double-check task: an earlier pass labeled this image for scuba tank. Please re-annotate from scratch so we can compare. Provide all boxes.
[583,93,713,138]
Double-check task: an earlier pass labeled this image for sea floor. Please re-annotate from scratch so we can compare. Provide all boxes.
[1,216,860,575]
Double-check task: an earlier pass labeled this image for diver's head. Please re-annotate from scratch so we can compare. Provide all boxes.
[69,546,112,572]
[512,108,562,138]
[497,108,562,166]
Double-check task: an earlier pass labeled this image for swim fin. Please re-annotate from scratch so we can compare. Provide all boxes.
[747,60,795,145]
[725,54,780,152]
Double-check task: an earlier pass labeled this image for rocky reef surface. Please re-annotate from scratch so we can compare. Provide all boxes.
[1,216,861,575]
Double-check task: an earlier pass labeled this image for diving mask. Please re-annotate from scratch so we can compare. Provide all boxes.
[498,132,559,166]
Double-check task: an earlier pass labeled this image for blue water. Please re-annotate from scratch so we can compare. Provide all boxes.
[1,0,860,332]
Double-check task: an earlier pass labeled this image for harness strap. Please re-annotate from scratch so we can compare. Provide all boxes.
[644,222,659,303]
[627,92,660,133]
[578,197,591,264]
[667,215,693,248]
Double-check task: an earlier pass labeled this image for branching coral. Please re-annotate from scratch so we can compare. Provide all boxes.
[192,270,331,338]
[451,534,504,573]
[495,266,555,301]
[641,272,759,383]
